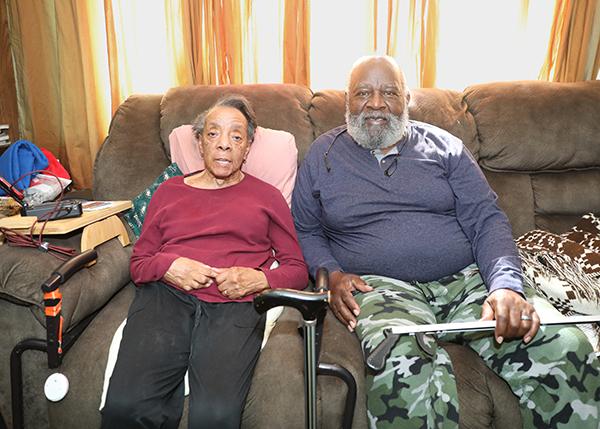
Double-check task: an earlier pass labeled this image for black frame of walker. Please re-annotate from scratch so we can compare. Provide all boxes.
[5,249,98,429]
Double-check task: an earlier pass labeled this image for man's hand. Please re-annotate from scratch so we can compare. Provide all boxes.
[164,257,216,291]
[214,267,269,300]
[329,271,373,332]
[480,288,540,344]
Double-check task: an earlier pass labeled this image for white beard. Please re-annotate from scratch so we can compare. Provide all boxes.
[345,108,409,150]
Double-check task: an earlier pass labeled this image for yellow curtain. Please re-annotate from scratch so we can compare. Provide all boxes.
[7,0,253,188]
[372,0,379,52]
[165,0,195,87]
[283,0,310,86]
[13,0,588,189]
[386,0,399,56]
[182,0,245,85]
[103,0,123,114]
[7,0,110,190]
[540,0,600,82]
[386,0,438,88]
[412,0,438,87]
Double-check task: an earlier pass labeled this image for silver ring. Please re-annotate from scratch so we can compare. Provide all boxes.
[223,290,229,296]
[520,315,532,321]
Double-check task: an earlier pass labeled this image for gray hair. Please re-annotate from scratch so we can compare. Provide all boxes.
[191,94,258,143]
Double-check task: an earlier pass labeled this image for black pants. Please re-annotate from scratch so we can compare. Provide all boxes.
[100,282,266,429]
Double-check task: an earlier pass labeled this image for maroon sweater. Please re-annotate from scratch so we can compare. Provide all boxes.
[130,174,308,302]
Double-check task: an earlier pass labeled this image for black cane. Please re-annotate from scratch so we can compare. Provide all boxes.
[254,268,329,429]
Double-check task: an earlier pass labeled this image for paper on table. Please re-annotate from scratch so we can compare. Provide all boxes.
[82,201,115,212]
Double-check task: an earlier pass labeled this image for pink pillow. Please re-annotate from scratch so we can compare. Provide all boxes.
[169,125,297,206]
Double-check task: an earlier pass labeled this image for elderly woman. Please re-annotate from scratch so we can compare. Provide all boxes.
[101,95,308,429]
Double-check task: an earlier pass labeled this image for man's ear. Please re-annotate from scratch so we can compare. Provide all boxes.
[405,90,411,105]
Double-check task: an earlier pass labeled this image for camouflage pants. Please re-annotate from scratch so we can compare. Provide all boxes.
[355,264,600,429]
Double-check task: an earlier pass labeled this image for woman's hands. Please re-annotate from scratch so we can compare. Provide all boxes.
[164,258,269,299]
[164,257,217,291]
[213,267,269,300]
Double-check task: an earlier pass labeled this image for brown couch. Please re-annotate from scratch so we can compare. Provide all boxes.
[1,79,599,429]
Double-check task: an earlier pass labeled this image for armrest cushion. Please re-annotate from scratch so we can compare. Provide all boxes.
[243,307,305,428]
[0,237,131,330]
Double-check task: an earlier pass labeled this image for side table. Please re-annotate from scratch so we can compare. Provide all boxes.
[0,200,132,254]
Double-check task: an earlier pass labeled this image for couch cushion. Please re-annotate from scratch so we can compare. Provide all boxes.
[483,170,536,237]
[531,170,600,220]
[0,237,131,330]
[442,342,522,429]
[464,80,600,173]
[308,90,346,140]
[160,84,314,163]
[94,94,169,201]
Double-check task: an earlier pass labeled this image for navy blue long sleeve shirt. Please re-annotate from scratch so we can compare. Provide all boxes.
[291,122,523,294]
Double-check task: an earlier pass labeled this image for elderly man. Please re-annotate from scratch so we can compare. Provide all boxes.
[291,56,600,428]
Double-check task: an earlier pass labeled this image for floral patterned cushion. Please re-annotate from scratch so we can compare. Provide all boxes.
[123,163,183,238]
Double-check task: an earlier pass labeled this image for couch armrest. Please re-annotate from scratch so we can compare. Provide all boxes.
[0,236,131,331]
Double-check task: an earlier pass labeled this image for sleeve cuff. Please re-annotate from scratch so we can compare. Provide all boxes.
[131,252,180,284]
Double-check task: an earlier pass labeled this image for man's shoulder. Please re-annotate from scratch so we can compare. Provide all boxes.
[408,120,463,154]
[409,120,459,141]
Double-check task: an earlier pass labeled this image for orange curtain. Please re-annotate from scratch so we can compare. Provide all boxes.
[103,0,123,113]
[7,0,110,190]
[181,0,245,85]
[539,0,600,82]
[386,0,399,56]
[373,0,379,52]
[410,0,439,87]
[13,0,590,189]
[385,0,438,88]
[283,0,310,86]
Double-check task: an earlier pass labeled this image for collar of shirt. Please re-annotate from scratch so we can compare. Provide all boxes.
[371,144,400,166]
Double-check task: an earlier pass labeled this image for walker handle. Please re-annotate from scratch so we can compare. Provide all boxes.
[254,289,329,321]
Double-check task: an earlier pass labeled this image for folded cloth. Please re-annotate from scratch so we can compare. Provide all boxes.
[40,148,70,179]
[0,140,48,196]
[517,213,600,351]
